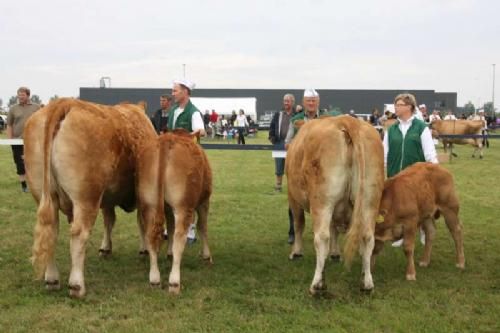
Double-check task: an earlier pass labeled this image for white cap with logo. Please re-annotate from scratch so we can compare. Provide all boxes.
[304,89,319,97]
[173,79,196,91]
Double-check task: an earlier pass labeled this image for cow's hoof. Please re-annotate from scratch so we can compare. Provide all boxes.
[456,262,465,269]
[330,254,341,262]
[406,274,416,281]
[419,261,429,267]
[68,284,85,298]
[150,282,161,288]
[360,285,374,294]
[45,280,60,291]
[98,248,112,257]
[201,255,213,265]
[168,283,181,295]
[138,250,149,256]
[289,253,303,260]
[309,283,327,296]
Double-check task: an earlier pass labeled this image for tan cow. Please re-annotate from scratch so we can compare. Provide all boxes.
[430,120,484,158]
[372,163,465,281]
[286,115,384,294]
[142,129,213,294]
[24,98,163,298]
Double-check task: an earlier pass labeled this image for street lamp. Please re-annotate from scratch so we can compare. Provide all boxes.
[492,64,496,118]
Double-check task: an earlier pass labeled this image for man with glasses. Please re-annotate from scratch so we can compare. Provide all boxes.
[384,93,438,247]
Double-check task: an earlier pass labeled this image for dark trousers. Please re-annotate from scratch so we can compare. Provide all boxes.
[288,208,294,236]
[237,127,245,144]
[11,145,25,175]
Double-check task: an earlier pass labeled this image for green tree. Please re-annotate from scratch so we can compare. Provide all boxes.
[483,102,494,115]
[30,94,42,104]
[463,101,475,114]
[50,94,59,102]
[8,96,17,106]
[0,98,3,108]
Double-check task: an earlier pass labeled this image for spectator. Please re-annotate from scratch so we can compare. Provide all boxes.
[203,110,210,127]
[443,110,457,120]
[269,93,296,244]
[348,109,357,118]
[150,94,172,134]
[472,110,488,148]
[6,86,40,192]
[384,93,438,247]
[235,109,249,145]
[429,110,441,123]
[418,104,429,123]
[230,110,237,126]
[369,108,381,126]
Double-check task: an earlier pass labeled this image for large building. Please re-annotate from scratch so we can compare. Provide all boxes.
[80,87,457,119]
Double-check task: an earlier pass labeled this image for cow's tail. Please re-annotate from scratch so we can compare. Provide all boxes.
[343,121,368,267]
[148,136,168,252]
[31,99,72,278]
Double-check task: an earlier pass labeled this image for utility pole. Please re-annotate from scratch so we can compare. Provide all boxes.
[492,64,496,118]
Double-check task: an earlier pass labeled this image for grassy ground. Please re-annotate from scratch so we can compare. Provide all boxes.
[0,131,499,333]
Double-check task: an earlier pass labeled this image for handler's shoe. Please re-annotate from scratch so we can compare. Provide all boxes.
[187,223,197,246]
[274,184,282,192]
[391,239,403,247]
[420,228,426,245]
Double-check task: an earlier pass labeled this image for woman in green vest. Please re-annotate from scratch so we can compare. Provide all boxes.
[383,93,438,178]
[383,93,438,247]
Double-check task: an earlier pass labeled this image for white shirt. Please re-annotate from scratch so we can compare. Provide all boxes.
[472,115,487,130]
[444,114,457,120]
[235,114,249,127]
[429,114,441,122]
[383,116,438,168]
[172,106,205,132]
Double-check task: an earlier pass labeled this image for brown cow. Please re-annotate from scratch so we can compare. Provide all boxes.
[24,98,163,298]
[142,129,213,294]
[430,120,484,158]
[372,162,465,281]
[286,115,384,294]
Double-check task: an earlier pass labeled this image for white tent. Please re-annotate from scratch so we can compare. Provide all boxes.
[191,97,257,120]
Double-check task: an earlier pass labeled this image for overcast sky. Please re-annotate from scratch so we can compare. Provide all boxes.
[1,0,498,107]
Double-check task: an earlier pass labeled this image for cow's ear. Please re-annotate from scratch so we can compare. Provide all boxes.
[137,101,147,112]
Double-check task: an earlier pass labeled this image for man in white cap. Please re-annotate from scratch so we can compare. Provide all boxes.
[429,109,441,123]
[168,79,206,137]
[284,89,323,146]
[166,78,205,244]
[418,104,428,123]
[472,109,489,147]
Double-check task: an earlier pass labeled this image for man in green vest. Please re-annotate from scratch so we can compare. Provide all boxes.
[384,93,438,247]
[166,79,205,244]
[168,79,206,137]
[284,88,323,147]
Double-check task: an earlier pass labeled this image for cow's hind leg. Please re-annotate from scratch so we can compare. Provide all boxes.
[289,202,305,260]
[309,207,332,295]
[165,205,175,258]
[196,199,212,263]
[402,221,418,281]
[68,204,99,298]
[44,210,61,290]
[168,209,193,294]
[359,231,375,291]
[137,209,148,256]
[99,206,115,257]
[329,223,341,262]
[441,207,465,269]
[419,218,436,267]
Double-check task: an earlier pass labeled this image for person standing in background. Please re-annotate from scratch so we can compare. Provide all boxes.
[6,86,40,192]
[151,94,172,134]
[235,109,249,145]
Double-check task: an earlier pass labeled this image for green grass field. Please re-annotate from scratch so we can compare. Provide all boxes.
[0,131,499,333]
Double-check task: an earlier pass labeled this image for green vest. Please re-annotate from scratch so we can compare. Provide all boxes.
[290,110,328,137]
[387,118,427,178]
[167,100,201,132]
